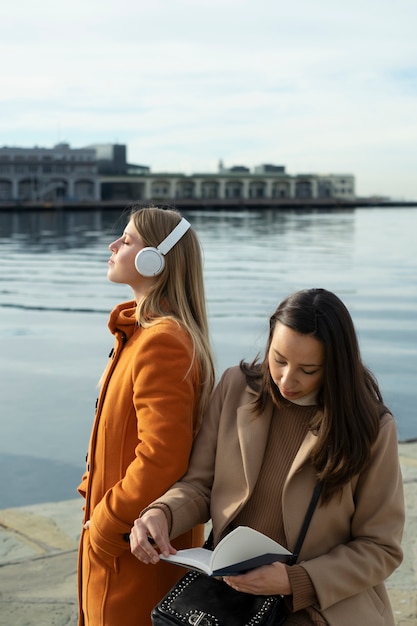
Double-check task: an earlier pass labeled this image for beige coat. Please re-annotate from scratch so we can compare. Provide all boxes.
[154,366,405,626]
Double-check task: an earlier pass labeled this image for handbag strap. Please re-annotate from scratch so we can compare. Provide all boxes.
[287,481,322,565]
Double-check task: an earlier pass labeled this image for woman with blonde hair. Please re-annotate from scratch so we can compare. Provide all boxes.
[77,205,215,626]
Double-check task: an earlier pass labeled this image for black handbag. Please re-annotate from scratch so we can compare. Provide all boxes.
[151,483,322,626]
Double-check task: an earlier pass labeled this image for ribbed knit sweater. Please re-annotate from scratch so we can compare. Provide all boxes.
[232,401,327,626]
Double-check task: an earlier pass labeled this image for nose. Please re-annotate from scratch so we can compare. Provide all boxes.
[109,238,120,252]
[280,366,296,389]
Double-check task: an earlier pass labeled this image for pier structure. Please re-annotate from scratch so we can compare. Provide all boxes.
[100,165,355,205]
[0,142,356,207]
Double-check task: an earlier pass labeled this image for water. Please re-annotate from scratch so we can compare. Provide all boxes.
[1,206,416,507]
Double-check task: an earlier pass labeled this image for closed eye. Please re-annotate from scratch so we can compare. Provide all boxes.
[274,359,319,376]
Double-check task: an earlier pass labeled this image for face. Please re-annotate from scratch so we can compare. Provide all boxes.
[107,217,156,297]
[268,322,324,402]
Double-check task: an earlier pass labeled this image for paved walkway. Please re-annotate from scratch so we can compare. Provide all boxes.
[0,442,416,626]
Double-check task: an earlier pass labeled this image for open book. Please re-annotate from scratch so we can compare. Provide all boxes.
[160,526,292,576]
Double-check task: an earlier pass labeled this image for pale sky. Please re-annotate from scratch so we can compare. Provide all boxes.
[2,0,417,199]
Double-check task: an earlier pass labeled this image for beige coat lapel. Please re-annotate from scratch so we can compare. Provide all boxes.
[283,430,318,547]
[211,391,274,539]
[286,430,317,482]
[236,392,274,495]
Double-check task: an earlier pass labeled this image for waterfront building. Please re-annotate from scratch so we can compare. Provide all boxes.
[86,143,150,176]
[0,143,355,205]
[0,143,100,202]
[101,162,355,204]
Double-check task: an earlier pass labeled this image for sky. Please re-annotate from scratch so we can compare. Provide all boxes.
[1,0,417,199]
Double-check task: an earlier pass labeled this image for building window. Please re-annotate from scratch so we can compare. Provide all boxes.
[249,182,266,198]
[176,182,195,198]
[152,183,170,197]
[295,181,312,198]
[225,182,243,198]
[201,182,219,198]
[0,180,12,200]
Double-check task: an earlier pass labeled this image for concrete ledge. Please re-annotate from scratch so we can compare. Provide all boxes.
[0,443,416,626]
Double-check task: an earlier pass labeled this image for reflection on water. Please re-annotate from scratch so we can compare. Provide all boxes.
[0,208,126,251]
[1,206,416,506]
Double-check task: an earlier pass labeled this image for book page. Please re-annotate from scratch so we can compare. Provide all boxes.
[210,526,291,573]
[160,526,292,576]
[160,547,213,574]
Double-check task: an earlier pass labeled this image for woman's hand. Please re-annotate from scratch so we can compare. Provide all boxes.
[223,562,292,596]
[130,508,176,563]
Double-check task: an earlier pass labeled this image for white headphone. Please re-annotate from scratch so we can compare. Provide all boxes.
[134,217,191,277]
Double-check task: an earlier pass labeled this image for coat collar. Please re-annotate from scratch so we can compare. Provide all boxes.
[236,385,318,491]
[108,301,138,340]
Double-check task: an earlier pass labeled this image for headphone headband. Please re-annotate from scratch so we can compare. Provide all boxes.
[157,218,191,255]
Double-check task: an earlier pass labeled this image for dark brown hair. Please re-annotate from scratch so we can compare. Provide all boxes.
[241,288,388,501]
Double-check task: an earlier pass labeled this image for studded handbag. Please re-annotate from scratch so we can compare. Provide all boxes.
[151,483,322,626]
[152,570,287,626]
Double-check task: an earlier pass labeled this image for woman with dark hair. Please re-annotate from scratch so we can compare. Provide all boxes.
[77,206,215,626]
[130,288,404,626]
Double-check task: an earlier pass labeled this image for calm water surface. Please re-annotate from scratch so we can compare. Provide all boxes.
[1,207,416,506]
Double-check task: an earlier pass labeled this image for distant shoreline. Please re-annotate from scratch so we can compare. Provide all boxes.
[1,198,417,212]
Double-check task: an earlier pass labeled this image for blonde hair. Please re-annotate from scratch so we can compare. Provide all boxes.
[130,205,215,430]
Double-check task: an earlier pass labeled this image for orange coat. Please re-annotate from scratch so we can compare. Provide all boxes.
[77,301,204,626]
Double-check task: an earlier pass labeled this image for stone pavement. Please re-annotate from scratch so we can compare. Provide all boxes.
[0,499,80,626]
[0,443,416,626]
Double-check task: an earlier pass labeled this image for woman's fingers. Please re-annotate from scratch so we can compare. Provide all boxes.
[130,509,175,562]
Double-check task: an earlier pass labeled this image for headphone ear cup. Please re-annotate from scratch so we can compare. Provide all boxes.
[135,248,165,277]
